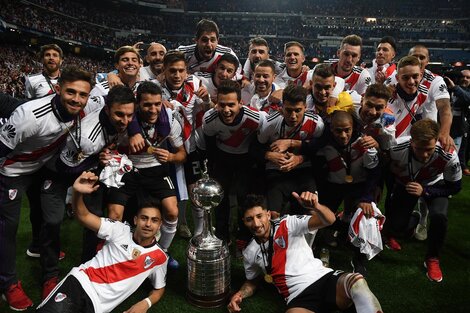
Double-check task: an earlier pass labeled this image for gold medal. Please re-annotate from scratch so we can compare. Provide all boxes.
[132,248,141,259]
[344,175,354,183]
[75,151,84,162]
[264,274,273,284]
[147,146,156,154]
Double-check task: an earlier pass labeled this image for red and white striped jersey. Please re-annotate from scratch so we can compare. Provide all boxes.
[386,85,429,138]
[331,63,372,95]
[420,69,450,121]
[74,218,167,313]
[177,43,241,79]
[241,83,282,114]
[258,111,324,170]
[274,66,309,89]
[0,94,103,176]
[24,72,57,99]
[242,59,284,81]
[367,60,397,84]
[353,105,396,150]
[202,106,265,154]
[316,136,379,184]
[193,72,218,101]
[243,215,332,304]
[389,136,461,186]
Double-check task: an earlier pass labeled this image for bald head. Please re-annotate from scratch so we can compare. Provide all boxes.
[146,43,167,75]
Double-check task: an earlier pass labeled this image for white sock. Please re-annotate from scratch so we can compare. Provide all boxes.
[192,206,204,236]
[345,274,383,313]
[159,218,177,250]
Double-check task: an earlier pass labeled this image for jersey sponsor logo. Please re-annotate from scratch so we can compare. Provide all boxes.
[274,236,286,249]
[120,244,129,251]
[439,84,447,93]
[2,124,16,139]
[43,180,52,190]
[451,162,461,174]
[8,189,18,200]
[54,292,67,302]
[144,255,155,269]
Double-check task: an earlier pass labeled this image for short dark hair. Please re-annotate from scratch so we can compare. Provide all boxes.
[114,46,141,64]
[58,66,95,89]
[313,63,335,79]
[218,53,239,69]
[217,79,241,101]
[378,36,397,53]
[284,41,305,54]
[397,55,421,70]
[330,110,353,125]
[410,119,439,142]
[163,50,186,68]
[136,198,162,217]
[39,44,63,59]
[196,19,219,39]
[241,194,267,215]
[283,85,307,104]
[136,81,162,103]
[249,37,269,48]
[364,84,391,102]
[106,85,136,108]
[255,59,275,74]
[341,35,362,49]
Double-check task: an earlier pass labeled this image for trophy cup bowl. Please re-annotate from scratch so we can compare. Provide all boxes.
[186,174,230,308]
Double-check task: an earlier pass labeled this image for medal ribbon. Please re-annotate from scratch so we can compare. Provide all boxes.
[259,221,275,276]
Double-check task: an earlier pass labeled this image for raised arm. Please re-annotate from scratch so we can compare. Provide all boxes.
[72,171,102,232]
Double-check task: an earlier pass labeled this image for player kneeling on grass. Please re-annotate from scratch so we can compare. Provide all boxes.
[37,172,167,313]
[228,192,383,313]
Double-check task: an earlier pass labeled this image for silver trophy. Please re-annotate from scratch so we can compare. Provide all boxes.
[186,160,230,308]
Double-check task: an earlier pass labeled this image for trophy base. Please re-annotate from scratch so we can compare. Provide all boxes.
[186,290,230,308]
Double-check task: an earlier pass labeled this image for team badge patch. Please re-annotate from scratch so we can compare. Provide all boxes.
[132,248,141,259]
[8,189,17,200]
[43,180,52,190]
[275,236,286,249]
[144,255,155,269]
[54,292,67,302]
[2,124,16,139]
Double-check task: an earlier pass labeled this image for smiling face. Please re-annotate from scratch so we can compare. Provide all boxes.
[164,60,187,90]
[55,80,92,115]
[214,60,237,86]
[331,116,353,147]
[254,65,275,95]
[146,43,166,75]
[376,43,396,66]
[42,48,63,76]
[138,93,162,124]
[249,44,269,66]
[312,75,336,105]
[216,92,242,124]
[196,31,218,61]
[134,207,162,244]
[106,102,134,133]
[116,51,140,78]
[360,96,387,125]
[396,65,422,95]
[243,206,271,242]
[284,45,305,74]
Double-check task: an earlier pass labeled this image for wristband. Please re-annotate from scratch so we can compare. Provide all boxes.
[144,297,152,308]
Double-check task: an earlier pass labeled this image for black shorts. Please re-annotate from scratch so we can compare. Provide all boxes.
[287,270,344,313]
[108,166,176,206]
[37,275,94,313]
[183,150,203,185]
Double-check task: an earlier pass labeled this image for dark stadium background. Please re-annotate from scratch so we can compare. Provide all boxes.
[0,0,469,312]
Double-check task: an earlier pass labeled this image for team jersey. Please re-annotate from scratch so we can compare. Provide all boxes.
[389,136,461,186]
[331,63,372,95]
[241,83,281,113]
[139,66,157,81]
[274,66,310,89]
[353,105,396,150]
[24,72,58,99]
[386,85,430,138]
[305,69,346,110]
[258,111,324,170]
[0,94,103,176]
[202,106,265,154]
[316,136,379,184]
[367,60,397,84]
[243,215,332,304]
[73,218,167,313]
[242,59,284,81]
[177,43,242,79]
[160,75,206,153]
[193,72,218,101]
[306,86,358,114]
[90,80,142,97]
[117,108,183,169]
[58,107,116,169]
